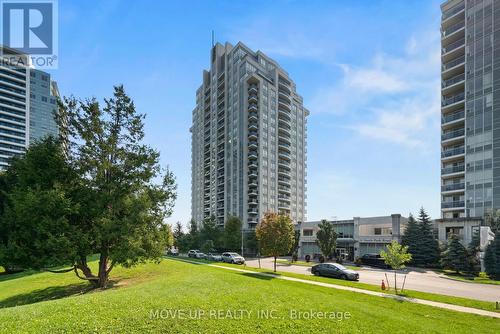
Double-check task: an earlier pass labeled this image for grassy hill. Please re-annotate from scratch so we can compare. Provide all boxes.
[0,259,499,333]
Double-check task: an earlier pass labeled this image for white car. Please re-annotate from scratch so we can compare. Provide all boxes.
[195,252,206,259]
[188,250,200,258]
[222,252,245,264]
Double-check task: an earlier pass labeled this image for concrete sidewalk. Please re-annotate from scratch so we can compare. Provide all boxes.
[176,258,500,319]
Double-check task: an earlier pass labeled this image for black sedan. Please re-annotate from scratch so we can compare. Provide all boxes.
[311,263,359,281]
[359,254,391,269]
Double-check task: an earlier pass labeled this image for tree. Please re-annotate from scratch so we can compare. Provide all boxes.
[484,231,500,280]
[291,230,301,261]
[0,137,78,273]
[200,215,222,249]
[223,216,242,251]
[316,220,337,260]
[466,229,481,275]
[441,234,468,274]
[160,224,174,252]
[380,241,412,294]
[485,210,500,233]
[416,208,440,267]
[201,240,215,254]
[1,86,177,288]
[255,212,295,272]
[401,214,419,264]
[187,219,200,249]
[173,222,184,245]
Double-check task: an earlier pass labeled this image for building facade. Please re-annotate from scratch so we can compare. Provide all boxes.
[0,47,30,170]
[297,215,408,260]
[440,0,500,219]
[29,69,60,144]
[0,48,61,170]
[191,42,308,228]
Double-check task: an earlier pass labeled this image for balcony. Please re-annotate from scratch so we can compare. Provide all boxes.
[442,38,465,55]
[441,183,465,192]
[248,95,258,103]
[441,128,464,141]
[278,169,291,176]
[248,112,258,122]
[442,2,465,21]
[278,176,290,185]
[442,55,465,71]
[248,209,258,215]
[278,82,291,94]
[441,201,465,209]
[248,140,258,149]
[442,92,464,107]
[248,151,258,160]
[442,73,465,89]
[248,131,258,140]
[442,110,464,125]
[248,86,258,94]
[249,103,258,112]
[248,190,258,196]
[442,20,465,38]
[441,146,465,158]
[248,123,258,131]
[441,165,465,175]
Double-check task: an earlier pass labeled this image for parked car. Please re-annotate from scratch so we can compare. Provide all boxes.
[222,252,245,264]
[195,252,206,259]
[311,263,359,281]
[188,250,201,258]
[206,253,223,261]
[166,247,178,256]
[359,253,391,269]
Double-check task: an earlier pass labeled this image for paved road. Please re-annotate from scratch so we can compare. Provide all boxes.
[244,257,500,302]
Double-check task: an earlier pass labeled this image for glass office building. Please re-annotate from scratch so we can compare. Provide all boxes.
[191,42,309,228]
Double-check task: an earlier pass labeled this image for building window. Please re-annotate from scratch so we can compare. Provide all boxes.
[303,229,313,237]
[374,228,382,235]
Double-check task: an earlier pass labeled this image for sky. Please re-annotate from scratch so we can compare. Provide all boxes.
[52,0,444,226]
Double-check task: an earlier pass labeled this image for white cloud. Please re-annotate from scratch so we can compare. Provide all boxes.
[311,30,441,148]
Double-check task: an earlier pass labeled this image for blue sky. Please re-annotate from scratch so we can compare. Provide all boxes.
[52,0,444,226]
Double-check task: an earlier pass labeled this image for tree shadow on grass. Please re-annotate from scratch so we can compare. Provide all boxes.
[240,272,281,281]
[0,283,95,309]
[0,270,38,283]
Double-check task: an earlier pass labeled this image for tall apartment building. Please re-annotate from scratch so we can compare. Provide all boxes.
[0,47,60,170]
[191,42,309,228]
[440,0,500,219]
[0,47,30,170]
[29,69,60,144]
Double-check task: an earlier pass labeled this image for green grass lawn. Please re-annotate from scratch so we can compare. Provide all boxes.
[276,259,361,271]
[441,271,500,285]
[0,259,499,333]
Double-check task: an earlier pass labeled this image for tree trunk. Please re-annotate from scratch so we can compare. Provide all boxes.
[394,270,398,294]
[97,252,110,288]
[274,256,277,272]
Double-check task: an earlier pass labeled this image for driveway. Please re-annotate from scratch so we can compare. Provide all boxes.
[244,257,500,302]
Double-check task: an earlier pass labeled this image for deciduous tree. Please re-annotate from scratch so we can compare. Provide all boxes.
[380,241,412,294]
[255,212,294,272]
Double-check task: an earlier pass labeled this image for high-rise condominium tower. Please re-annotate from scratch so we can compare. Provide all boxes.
[191,42,308,228]
[440,0,498,218]
[0,47,61,170]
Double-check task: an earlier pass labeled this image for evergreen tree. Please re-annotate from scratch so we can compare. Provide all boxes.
[200,215,222,249]
[484,231,500,280]
[188,219,200,249]
[401,214,420,265]
[223,216,242,251]
[466,229,481,275]
[173,222,184,244]
[416,207,440,267]
[441,234,468,274]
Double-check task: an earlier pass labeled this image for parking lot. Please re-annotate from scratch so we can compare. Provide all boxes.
[244,257,500,302]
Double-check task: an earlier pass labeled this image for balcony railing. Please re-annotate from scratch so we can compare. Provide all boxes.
[442,38,465,54]
[442,2,465,20]
[442,92,465,107]
[442,20,465,37]
[442,55,465,71]
[441,146,465,158]
[442,128,464,141]
[442,165,465,175]
[442,110,464,124]
[442,183,465,192]
[441,201,465,209]
[442,73,465,88]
